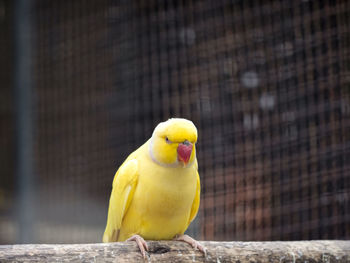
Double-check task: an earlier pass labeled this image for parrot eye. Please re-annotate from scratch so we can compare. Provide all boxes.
[165,137,172,144]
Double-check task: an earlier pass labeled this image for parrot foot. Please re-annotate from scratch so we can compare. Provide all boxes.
[174,234,207,255]
[127,234,149,259]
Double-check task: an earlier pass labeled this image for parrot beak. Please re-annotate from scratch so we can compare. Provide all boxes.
[177,141,193,165]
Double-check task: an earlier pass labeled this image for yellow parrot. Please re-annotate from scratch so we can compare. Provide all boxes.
[103,118,205,257]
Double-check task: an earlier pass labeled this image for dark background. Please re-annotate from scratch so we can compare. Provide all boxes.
[0,0,349,244]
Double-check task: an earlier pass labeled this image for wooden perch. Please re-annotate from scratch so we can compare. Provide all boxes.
[0,240,349,262]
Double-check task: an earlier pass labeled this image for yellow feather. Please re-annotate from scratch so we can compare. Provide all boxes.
[103,118,200,242]
[103,159,138,242]
[188,171,200,226]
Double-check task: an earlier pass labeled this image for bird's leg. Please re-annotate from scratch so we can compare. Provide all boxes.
[174,234,207,255]
[126,234,149,259]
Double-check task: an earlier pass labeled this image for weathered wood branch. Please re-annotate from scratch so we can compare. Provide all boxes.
[0,240,349,262]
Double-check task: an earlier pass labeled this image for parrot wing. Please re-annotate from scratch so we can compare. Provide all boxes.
[187,170,200,226]
[103,159,139,242]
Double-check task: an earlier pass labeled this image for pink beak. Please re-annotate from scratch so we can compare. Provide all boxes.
[177,141,193,164]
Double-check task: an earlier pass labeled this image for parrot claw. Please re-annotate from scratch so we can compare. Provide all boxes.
[127,234,149,259]
[174,234,207,256]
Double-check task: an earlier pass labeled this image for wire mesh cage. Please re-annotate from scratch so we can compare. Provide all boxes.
[0,0,349,244]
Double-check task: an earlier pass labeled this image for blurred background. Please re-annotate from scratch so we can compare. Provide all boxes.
[0,0,350,244]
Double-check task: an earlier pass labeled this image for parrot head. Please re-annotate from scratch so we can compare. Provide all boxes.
[149,118,197,167]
